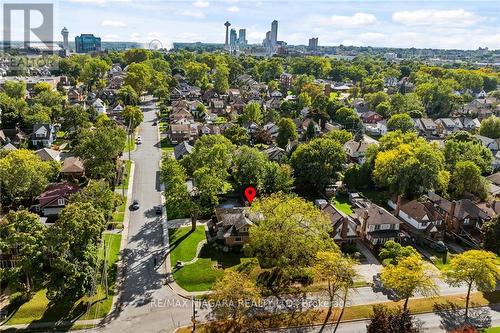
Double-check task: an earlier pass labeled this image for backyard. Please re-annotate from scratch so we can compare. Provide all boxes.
[332,193,353,215]
[4,233,121,326]
[169,226,249,292]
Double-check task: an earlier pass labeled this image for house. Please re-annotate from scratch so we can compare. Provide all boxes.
[417,118,438,137]
[269,90,283,99]
[227,88,241,102]
[263,145,286,162]
[263,122,279,139]
[35,148,60,162]
[280,73,294,90]
[265,98,281,110]
[343,138,377,164]
[427,192,490,246]
[36,182,80,217]
[169,108,194,123]
[475,134,500,155]
[363,120,387,136]
[198,124,221,136]
[1,143,17,151]
[352,201,401,248]
[202,89,220,104]
[388,198,444,240]
[486,172,500,197]
[360,111,383,124]
[230,98,246,114]
[435,118,459,135]
[173,141,193,160]
[210,99,227,115]
[208,207,253,247]
[92,98,106,115]
[68,88,84,103]
[462,118,481,131]
[108,75,124,89]
[61,156,85,178]
[170,123,198,144]
[31,124,56,147]
[316,200,359,245]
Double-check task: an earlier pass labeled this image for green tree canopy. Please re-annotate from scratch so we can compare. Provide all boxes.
[479,116,500,139]
[387,113,415,133]
[123,105,144,130]
[276,117,298,148]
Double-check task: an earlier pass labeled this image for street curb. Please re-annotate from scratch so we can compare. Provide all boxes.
[108,160,135,320]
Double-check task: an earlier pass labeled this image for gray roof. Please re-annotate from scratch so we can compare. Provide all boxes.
[173,141,193,160]
[36,148,60,161]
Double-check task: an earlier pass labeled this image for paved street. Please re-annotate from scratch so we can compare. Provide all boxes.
[99,97,197,333]
[269,305,500,333]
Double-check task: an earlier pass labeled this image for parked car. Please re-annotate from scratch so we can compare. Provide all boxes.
[155,205,162,215]
[131,200,140,210]
[136,136,142,144]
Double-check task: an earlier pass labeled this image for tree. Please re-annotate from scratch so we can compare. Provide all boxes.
[387,113,414,133]
[373,140,449,197]
[80,58,111,91]
[209,270,261,331]
[0,149,59,204]
[184,61,210,88]
[444,139,493,174]
[32,82,53,95]
[389,93,425,118]
[366,305,421,333]
[262,162,294,194]
[232,146,267,191]
[213,64,229,94]
[379,241,419,264]
[124,49,151,64]
[74,123,127,182]
[479,116,500,139]
[450,161,489,200]
[3,80,26,99]
[0,210,46,291]
[291,137,346,191]
[381,254,438,311]
[61,104,92,136]
[223,124,249,145]
[70,179,116,220]
[123,105,144,130]
[364,91,389,111]
[46,203,106,302]
[21,103,52,126]
[482,216,500,256]
[239,102,263,125]
[254,59,283,82]
[297,92,312,110]
[124,62,152,95]
[276,117,298,148]
[160,156,195,227]
[332,107,361,131]
[313,251,357,332]
[324,130,353,145]
[117,85,140,106]
[193,166,232,212]
[248,193,336,270]
[445,250,500,321]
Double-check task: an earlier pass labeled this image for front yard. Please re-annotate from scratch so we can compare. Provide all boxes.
[160,137,174,155]
[4,233,121,326]
[169,226,249,292]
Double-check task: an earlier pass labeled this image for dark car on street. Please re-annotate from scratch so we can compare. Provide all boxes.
[131,200,140,210]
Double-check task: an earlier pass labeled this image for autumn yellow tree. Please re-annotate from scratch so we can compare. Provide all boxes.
[445,250,500,321]
[209,270,261,331]
[313,251,357,333]
[381,254,438,311]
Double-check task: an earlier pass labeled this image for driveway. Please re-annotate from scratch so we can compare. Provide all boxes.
[355,240,382,282]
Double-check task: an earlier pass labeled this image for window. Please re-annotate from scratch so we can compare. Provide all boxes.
[374,225,381,230]
[390,224,396,230]
[234,237,242,242]
[57,198,65,206]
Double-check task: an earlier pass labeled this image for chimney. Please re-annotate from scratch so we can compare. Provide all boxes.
[361,209,369,235]
[395,195,402,217]
[340,217,349,241]
[447,201,457,232]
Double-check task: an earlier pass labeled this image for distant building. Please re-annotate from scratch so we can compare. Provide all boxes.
[75,34,101,53]
[271,20,278,47]
[308,37,318,50]
[229,28,237,51]
[384,52,397,60]
[238,29,247,46]
[61,27,69,51]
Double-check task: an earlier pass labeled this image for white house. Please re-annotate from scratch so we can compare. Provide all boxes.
[92,98,106,115]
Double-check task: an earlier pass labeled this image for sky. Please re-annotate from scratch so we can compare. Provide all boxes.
[2,0,500,50]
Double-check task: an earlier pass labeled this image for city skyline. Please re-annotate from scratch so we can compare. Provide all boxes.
[1,0,499,50]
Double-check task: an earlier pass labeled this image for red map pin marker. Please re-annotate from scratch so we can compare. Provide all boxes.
[244,186,257,204]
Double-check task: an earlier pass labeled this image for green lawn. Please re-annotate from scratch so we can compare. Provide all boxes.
[160,137,175,155]
[5,234,121,325]
[110,197,127,228]
[332,194,353,215]
[169,226,248,291]
[116,160,132,190]
[124,136,136,153]
[483,328,500,333]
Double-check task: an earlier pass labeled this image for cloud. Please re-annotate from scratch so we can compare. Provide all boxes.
[392,9,479,27]
[103,34,120,41]
[329,13,377,27]
[182,10,205,19]
[227,6,239,13]
[102,20,126,27]
[68,0,130,4]
[192,0,209,8]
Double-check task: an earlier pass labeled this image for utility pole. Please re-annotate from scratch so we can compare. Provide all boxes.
[103,239,108,298]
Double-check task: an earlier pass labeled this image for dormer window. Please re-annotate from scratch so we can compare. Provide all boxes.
[58,198,65,206]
